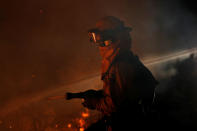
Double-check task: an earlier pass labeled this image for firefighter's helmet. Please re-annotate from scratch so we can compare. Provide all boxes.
[88,16,132,47]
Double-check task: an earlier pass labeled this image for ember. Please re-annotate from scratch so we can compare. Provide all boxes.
[67,123,72,128]
[79,127,84,131]
[72,109,90,130]
[79,118,85,127]
[82,112,89,118]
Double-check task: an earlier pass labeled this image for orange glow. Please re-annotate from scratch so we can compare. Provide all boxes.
[79,127,84,131]
[66,110,90,130]
[67,123,72,128]
[82,112,89,118]
[79,119,85,127]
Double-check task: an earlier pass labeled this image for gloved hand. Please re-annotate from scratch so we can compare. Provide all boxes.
[82,97,99,110]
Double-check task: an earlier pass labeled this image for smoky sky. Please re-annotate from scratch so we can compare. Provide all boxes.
[0,0,197,106]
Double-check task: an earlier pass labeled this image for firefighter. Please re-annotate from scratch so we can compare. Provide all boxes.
[83,16,158,131]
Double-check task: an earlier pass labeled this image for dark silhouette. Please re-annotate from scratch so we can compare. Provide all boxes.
[67,16,158,131]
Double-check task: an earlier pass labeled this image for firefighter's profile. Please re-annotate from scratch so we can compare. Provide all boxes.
[69,16,158,131]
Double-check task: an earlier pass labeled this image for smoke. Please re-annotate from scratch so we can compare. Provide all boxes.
[154,0,197,50]
[153,54,197,129]
[129,0,197,56]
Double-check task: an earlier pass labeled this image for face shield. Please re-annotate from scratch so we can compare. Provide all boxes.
[88,29,114,47]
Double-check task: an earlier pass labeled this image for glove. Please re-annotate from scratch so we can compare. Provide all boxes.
[82,97,99,110]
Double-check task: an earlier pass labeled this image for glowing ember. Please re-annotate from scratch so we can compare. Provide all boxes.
[55,124,58,128]
[67,109,90,130]
[9,125,12,129]
[79,119,85,127]
[67,123,72,128]
[82,112,89,118]
[79,127,84,131]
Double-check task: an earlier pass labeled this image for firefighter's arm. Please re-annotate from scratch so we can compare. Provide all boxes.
[82,89,115,115]
[81,89,104,110]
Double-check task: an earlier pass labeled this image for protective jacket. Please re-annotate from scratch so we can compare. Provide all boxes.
[95,50,158,116]
[84,49,158,131]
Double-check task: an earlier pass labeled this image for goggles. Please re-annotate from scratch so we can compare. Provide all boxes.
[88,29,116,47]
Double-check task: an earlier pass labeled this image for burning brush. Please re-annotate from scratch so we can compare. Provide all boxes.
[47,91,94,130]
